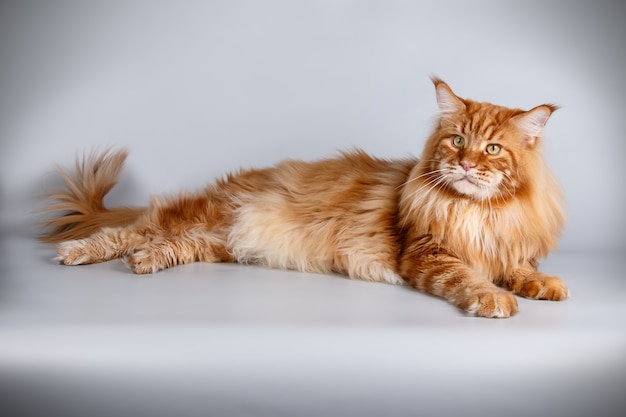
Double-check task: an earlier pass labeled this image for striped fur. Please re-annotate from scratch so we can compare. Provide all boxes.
[42,78,568,318]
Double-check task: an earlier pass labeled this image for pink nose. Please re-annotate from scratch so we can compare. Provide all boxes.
[460,160,476,171]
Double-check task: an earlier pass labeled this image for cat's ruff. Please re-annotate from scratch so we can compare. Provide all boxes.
[41,78,568,318]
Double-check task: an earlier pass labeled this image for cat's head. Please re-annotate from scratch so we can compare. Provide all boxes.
[420,78,557,201]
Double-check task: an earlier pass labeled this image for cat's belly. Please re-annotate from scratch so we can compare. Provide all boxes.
[226,202,404,285]
[228,203,335,272]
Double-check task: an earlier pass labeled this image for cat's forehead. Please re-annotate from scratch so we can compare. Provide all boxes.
[450,100,523,140]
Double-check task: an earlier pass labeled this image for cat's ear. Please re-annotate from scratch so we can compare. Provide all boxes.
[432,77,466,115]
[511,104,558,146]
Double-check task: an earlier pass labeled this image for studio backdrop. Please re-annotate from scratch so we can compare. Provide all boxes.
[1,0,624,253]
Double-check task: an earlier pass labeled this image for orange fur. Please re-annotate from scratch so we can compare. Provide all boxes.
[40,79,568,318]
[39,149,144,243]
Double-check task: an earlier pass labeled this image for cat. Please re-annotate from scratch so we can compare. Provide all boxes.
[39,77,568,318]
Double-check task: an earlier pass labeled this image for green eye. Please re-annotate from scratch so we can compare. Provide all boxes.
[452,135,465,148]
[486,144,501,155]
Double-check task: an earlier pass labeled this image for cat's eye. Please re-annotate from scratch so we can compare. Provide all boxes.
[486,144,501,155]
[452,135,465,148]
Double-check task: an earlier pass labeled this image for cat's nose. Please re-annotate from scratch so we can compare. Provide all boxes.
[460,160,476,171]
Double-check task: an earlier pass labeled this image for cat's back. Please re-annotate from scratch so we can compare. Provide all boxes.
[223,150,416,205]
[277,150,415,199]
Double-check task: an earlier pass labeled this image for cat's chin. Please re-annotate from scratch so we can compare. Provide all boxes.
[452,179,489,199]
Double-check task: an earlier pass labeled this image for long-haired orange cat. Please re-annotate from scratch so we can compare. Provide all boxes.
[40,78,568,318]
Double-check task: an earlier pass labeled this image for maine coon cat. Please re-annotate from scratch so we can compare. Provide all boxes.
[40,78,568,318]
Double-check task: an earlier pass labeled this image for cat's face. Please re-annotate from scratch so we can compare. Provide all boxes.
[423,79,556,202]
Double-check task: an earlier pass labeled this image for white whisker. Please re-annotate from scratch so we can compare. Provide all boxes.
[399,171,449,228]
[406,173,448,199]
[396,168,447,190]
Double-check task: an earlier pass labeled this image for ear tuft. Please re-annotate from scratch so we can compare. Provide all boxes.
[431,77,466,115]
[512,104,558,145]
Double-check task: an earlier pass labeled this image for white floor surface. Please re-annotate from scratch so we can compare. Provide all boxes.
[1,234,625,417]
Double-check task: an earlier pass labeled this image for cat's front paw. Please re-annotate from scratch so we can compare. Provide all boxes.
[513,273,569,301]
[56,240,92,265]
[462,289,519,318]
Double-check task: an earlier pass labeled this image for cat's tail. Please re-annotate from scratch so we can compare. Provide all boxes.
[38,149,146,243]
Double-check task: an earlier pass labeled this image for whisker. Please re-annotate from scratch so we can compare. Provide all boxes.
[500,172,518,194]
[396,169,448,190]
[408,173,448,197]
[400,173,449,229]
[407,174,448,202]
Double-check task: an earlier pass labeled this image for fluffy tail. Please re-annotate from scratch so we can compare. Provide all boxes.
[39,149,145,243]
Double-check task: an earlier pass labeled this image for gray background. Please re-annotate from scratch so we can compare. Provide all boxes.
[1,2,626,417]
[1,0,624,253]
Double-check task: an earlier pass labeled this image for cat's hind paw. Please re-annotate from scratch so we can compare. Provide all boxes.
[56,240,92,265]
[125,247,163,275]
[462,289,519,318]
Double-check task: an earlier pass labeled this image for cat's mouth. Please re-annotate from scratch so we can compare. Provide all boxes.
[456,175,479,186]
[452,175,482,196]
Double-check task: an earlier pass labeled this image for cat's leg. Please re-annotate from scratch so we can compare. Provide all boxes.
[498,262,569,301]
[399,239,518,318]
[336,246,404,285]
[126,229,232,274]
[57,192,233,274]
[123,193,233,274]
[58,224,232,274]
[56,225,148,265]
